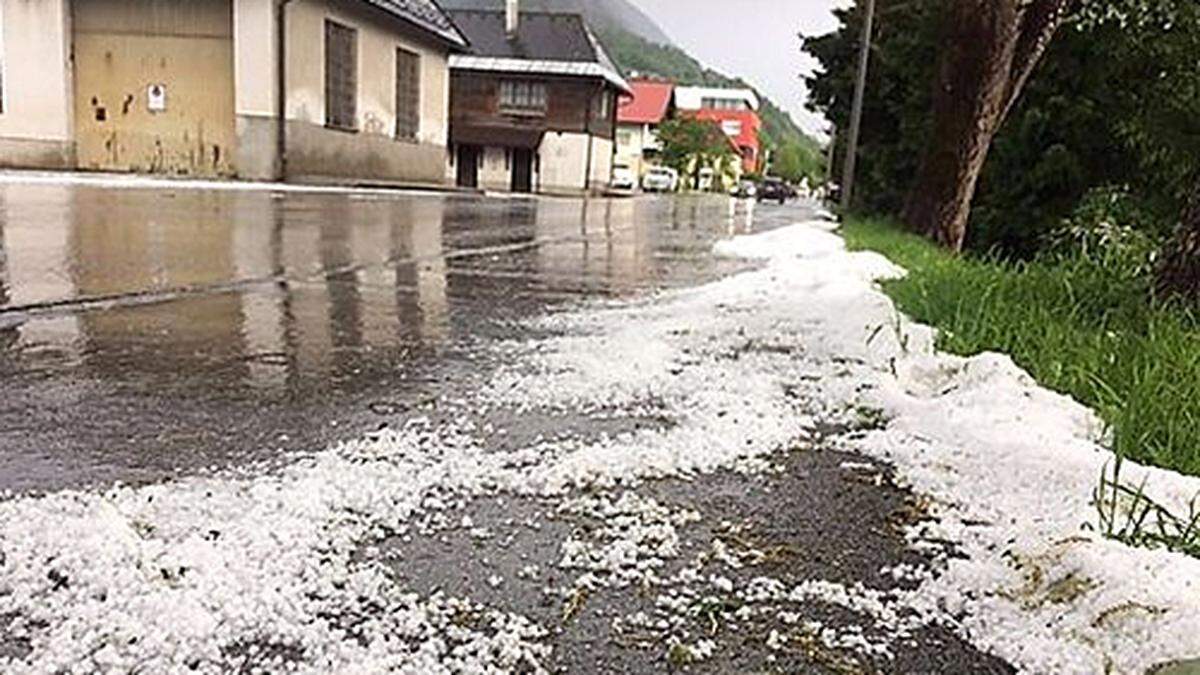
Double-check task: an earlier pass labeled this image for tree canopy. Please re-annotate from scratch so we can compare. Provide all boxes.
[657,117,739,190]
[805,0,1200,257]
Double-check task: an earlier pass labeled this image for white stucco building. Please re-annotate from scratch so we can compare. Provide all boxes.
[0,0,467,184]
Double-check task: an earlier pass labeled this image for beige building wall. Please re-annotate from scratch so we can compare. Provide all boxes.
[232,0,279,179]
[0,0,74,168]
[590,136,614,191]
[282,0,451,184]
[71,0,237,177]
[0,0,453,184]
[616,122,663,183]
[539,131,613,195]
[461,135,611,195]
[477,146,513,192]
[615,123,646,179]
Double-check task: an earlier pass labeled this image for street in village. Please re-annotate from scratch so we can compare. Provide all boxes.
[1,0,1200,670]
[0,178,1020,673]
[3,177,1199,675]
[0,178,769,495]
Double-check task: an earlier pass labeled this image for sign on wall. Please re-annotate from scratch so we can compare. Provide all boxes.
[147,84,167,113]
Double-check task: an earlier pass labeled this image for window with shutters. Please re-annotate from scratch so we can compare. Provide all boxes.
[395,48,420,141]
[499,80,547,116]
[325,20,357,131]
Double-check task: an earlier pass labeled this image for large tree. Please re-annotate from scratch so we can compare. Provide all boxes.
[806,0,1200,263]
[900,0,1072,251]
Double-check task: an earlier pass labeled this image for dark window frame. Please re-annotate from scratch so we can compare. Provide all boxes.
[395,47,420,141]
[324,20,358,132]
[499,80,548,116]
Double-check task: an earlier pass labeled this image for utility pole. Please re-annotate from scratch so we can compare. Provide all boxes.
[825,124,837,185]
[840,0,876,213]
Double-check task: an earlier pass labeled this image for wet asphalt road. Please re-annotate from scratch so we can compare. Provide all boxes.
[0,181,1017,673]
[0,182,799,495]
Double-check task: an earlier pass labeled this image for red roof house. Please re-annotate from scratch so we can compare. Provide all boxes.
[690,109,762,174]
[615,79,677,181]
[618,79,675,125]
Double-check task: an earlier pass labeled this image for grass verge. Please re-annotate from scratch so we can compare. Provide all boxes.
[840,216,1200,478]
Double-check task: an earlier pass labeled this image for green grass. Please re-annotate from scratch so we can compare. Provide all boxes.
[841,217,1200,478]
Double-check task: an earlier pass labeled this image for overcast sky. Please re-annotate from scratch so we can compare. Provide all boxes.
[631,0,851,139]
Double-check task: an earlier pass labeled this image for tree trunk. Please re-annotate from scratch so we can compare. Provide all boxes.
[902,0,1071,252]
[901,2,1020,251]
[1155,176,1200,301]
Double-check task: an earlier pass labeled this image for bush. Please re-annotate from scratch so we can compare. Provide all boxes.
[1046,187,1163,280]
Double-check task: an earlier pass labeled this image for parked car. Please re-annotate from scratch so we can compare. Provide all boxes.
[758,178,791,204]
[732,180,758,199]
[610,165,636,191]
[642,166,679,193]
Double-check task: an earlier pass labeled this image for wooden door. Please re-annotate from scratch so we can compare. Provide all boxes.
[511,148,534,193]
[456,145,480,188]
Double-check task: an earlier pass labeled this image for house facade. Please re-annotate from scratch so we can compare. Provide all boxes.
[675,86,762,175]
[0,0,467,184]
[446,6,629,194]
[615,78,674,183]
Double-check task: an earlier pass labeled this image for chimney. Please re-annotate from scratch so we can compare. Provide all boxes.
[506,0,519,38]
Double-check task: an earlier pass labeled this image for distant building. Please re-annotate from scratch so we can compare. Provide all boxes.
[446,3,629,194]
[0,0,467,184]
[615,78,675,184]
[674,86,762,174]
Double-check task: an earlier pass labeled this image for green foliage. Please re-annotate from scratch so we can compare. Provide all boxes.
[771,141,824,184]
[806,1,1200,257]
[1047,188,1163,279]
[657,116,737,189]
[842,216,1200,478]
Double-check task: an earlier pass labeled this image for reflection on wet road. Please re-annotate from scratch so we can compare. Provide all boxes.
[0,183,810,494]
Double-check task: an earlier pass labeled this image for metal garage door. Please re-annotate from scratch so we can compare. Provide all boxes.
[72,0,236,177]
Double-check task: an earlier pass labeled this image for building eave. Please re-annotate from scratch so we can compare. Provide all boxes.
[359,0,470,51]
[449,55,632,94]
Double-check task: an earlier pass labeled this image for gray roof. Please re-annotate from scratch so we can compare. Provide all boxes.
[449,10,596,61]
[362,0,469,49]
[446,9,629,92]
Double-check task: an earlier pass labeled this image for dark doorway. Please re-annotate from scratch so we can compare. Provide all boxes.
[511,148,534,193]
[456,145,480,189]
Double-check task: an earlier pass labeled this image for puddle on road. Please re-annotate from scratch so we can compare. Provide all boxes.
[0,185,791,494]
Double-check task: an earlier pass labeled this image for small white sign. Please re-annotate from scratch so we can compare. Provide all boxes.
[147,84,167,113]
